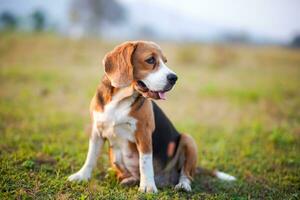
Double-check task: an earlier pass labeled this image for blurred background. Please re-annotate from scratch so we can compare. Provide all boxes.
[0,0,300,45]
[0,0,300,199]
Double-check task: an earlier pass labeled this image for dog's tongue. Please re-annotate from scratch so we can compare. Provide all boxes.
[158,92,166,100]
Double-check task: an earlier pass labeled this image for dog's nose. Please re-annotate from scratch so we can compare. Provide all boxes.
[167,74,178,85]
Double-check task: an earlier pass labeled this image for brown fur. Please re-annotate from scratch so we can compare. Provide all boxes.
[90,76,116,113]
[181,134,198,179]
[163,134,198,180]
[108,147,123,180]
[103,42,137,88]
[130,99,155,154]
[167,141,176,157]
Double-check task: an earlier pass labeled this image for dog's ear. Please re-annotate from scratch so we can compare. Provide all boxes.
[103,42,137,88]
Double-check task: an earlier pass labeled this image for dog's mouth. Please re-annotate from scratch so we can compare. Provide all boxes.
[135,80,172,100]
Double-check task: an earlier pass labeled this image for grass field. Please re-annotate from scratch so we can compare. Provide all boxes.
[0,33,300,199]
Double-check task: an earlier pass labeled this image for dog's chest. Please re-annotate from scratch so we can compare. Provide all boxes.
[93,97,137,144]
[93,90,140,177]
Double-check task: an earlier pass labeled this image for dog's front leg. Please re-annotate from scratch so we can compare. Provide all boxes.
[136,131,157,193]
[68,125,103,181]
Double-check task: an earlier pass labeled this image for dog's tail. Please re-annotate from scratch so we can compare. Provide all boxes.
[196,167,236,181]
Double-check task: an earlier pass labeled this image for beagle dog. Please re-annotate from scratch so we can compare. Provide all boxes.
[68,41,234,193]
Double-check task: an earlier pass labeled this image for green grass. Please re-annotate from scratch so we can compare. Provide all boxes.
[1,33,300,199]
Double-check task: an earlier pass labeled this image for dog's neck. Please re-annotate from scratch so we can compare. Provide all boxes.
[95,75,143,110]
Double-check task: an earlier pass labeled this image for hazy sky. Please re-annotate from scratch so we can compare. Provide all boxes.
[123,0,300,42]
[1,0,299,42]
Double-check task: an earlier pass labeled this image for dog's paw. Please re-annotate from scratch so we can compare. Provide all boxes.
[68,170,91,182]
[139,182,158,193]
[120,177,139,187]
[175,181,192,192]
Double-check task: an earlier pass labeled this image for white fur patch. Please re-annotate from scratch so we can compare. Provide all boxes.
[175,178,191,192]
[139,153,158,193]
[68,127,103,181]
[93,87,137,142]
[142,59,176,91]
[175,168,192,192]
[215,171,236,181]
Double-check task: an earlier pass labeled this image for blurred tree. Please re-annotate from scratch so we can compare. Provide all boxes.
[31,10,46,32]
[0,11,18,30]
[69,0,125,35]
[222,31,251,44]
[290,34,300,48]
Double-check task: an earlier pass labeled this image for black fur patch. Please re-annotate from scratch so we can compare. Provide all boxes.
[151,101,181,169]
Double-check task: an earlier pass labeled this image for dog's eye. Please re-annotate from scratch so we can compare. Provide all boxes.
[145,57,155,65]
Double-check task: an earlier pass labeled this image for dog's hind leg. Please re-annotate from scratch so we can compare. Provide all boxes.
[174,134,198,192]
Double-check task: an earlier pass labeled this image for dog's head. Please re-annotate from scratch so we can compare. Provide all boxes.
[103,41,177,100]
